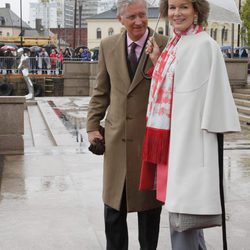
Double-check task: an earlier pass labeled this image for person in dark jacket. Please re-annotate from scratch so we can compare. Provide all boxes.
[4,49,14,74]
[81,48,91,61]
[0,50,4,74]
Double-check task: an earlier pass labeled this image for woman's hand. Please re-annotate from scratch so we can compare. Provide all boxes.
[145,37,161,65]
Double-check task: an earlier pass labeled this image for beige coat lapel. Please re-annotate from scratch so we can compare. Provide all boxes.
[110,31,131,92]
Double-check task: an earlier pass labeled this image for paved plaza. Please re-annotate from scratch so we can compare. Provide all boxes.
[0,97,249,250]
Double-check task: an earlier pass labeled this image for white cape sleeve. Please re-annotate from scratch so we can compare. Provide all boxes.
[201,45,241,133]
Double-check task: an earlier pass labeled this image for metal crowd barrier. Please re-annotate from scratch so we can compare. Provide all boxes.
[0,56,86,75]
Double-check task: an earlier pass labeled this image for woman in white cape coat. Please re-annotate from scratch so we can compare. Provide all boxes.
[140,0,241,249]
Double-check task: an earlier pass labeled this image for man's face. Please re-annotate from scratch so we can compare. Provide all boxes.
[118,0,148,41]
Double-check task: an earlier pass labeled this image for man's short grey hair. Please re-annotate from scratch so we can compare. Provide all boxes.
[116,0,148,16]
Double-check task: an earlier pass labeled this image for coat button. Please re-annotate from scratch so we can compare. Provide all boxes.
[122,138,126,142]
[126,116,132,120]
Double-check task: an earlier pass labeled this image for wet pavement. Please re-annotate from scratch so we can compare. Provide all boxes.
[0,97,250,250]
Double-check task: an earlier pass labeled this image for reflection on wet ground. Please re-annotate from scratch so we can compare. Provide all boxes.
[47,97,90,146]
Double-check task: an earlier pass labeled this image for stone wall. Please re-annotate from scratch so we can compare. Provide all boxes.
[63,61,98,96]
[0,96,25,155]
[63,60,248,96]
[0,76,64,97]
[225,59,248,87]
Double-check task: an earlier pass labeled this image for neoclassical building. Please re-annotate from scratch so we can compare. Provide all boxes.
[87,0,246,50]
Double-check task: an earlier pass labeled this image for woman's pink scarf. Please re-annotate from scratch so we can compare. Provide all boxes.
[140,25,203,202]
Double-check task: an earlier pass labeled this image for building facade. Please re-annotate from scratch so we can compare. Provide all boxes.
[50,27,87,48]
[87,1,247,50]
[98,0,115,14]
[0,3,56,47]
[67,0,115,28]
[0,3,30,37]
[29,0,74,29]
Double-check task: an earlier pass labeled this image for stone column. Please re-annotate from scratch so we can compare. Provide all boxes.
[0,96,25,155]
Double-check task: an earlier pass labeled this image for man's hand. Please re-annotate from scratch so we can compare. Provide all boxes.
[88,130,103,144]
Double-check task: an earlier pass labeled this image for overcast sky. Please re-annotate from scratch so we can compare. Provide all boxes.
[0,0,38,23]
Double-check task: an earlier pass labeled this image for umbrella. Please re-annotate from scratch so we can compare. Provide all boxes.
[0,45,16,51]
[30,46,42,52]
[209,2,241,24]
[208,0,239,14]
[43,44,56,54]
[221,45,232,51]
[21,47,31,53]
[4,43,18,49]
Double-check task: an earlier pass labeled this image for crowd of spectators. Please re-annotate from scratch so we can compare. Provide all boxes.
[222,47,249,59]
[0,46,99,75]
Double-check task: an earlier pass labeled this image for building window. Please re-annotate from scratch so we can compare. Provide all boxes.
[0,16,5,25]
[108,27,114,36]
[96,28,101,39]
[158,27,163,35]
[221,26,228,43]
[213,29,217,40]
[210,28,213,37]
[224,29,228,41]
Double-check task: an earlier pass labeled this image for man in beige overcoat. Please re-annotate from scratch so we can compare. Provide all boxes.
[87,0,168,249]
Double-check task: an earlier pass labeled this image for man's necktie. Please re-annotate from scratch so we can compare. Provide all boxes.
[128,42,138,79]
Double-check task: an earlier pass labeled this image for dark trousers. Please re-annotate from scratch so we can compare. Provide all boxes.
[104,202,162,250]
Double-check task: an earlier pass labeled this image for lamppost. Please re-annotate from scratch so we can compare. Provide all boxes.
[237,0,241,47]
[58,24,61,49]
[20,0,23,47]
[73,0,77,49]
[79,4,82,47]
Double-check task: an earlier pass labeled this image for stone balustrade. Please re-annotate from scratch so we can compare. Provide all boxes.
[0,96,25,155]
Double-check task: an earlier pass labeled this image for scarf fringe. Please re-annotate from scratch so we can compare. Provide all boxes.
[142,127,170,165]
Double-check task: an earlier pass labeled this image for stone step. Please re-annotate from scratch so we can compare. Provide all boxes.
[237,106,250,116]
[239,113,250,124]
[26,103,56,147]
[37,100,77,146]
[235,99,250,108]
[233,88,250,94]
[233,93,250,100]
[233,84,250,89]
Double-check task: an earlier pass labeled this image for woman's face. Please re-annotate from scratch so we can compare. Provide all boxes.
[168,0,197,32]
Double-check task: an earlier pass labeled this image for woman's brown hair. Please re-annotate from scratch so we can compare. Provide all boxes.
[159,0,210,26]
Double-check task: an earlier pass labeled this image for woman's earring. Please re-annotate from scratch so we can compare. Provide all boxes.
[194,15,198,25]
